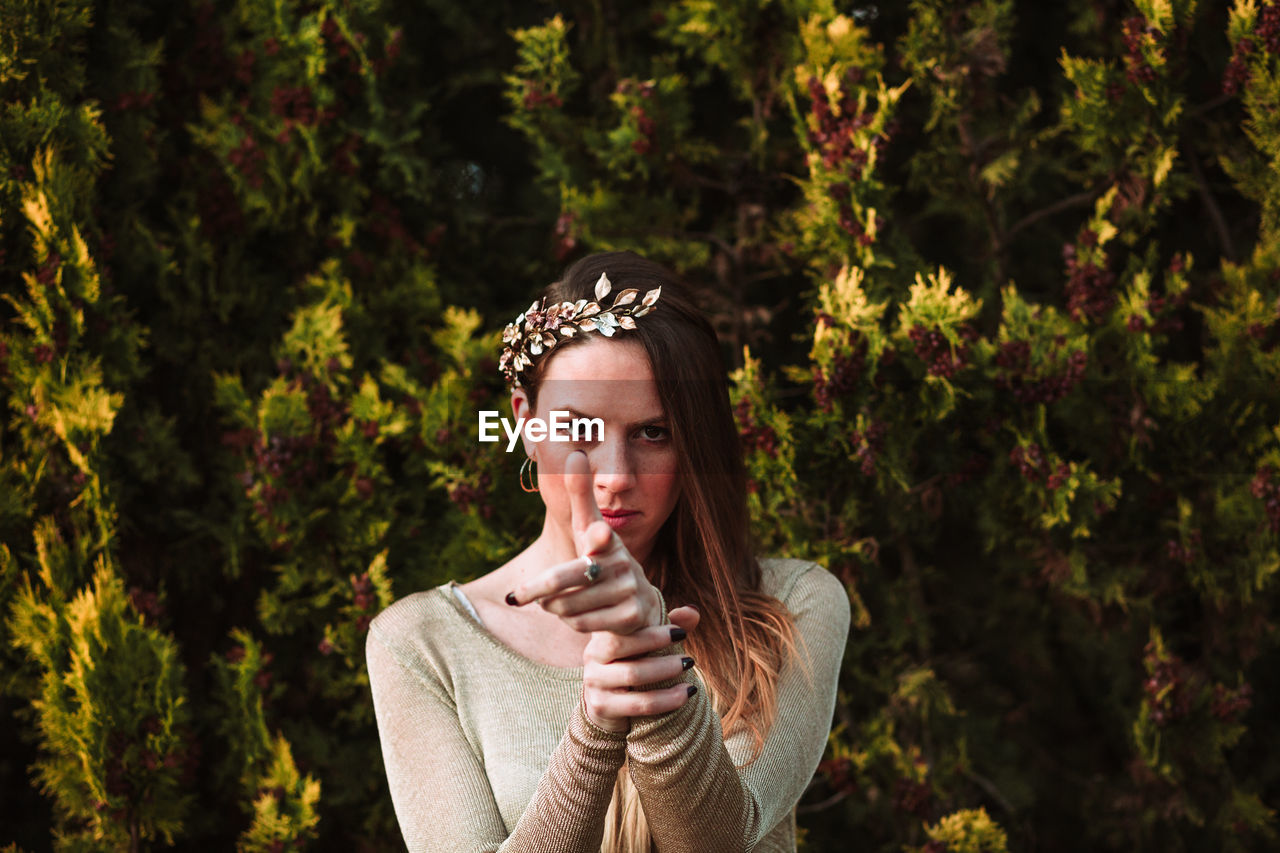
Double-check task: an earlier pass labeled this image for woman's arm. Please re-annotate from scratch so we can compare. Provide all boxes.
[366,624,627,853]
[624,563,852,852]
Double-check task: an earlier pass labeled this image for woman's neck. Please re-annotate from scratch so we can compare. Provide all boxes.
[533,515,578,566]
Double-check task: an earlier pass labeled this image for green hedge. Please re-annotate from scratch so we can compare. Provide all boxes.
[1,1,1277,850]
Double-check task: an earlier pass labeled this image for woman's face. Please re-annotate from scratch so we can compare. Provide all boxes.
[512,336,681,567]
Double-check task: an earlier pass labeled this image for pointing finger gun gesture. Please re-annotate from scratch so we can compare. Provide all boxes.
[506,451,662,636]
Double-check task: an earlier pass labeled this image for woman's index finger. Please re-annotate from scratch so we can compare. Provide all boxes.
[509,555,594,607]
[564,450,604,532]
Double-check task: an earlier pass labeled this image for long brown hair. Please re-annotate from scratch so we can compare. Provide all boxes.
[519,251,807,852]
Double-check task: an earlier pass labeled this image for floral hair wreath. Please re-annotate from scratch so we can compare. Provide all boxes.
[499,272,662,387]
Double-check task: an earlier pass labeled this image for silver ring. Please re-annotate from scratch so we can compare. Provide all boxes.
[583,556,601,583]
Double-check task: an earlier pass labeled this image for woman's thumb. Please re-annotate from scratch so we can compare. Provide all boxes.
[668,604,701,633]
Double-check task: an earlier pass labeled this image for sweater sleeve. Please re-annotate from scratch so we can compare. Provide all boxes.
[624,563,851,852]
[366,623,628,853]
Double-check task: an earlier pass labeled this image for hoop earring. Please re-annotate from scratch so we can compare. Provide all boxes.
[520,456,539,493]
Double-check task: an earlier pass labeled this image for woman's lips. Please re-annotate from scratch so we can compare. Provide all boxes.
[601,510,639,530]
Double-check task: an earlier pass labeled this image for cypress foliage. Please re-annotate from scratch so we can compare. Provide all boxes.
[2,1,1278,851]
[11,558,191,851]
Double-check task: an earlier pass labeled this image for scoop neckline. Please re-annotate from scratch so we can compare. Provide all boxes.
[440,580,585,681]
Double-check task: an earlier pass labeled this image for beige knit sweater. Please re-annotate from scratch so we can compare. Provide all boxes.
[366,557,851,853]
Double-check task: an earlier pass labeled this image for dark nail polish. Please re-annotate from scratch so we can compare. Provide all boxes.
[681,656,695,671]
[669,627,686,642]
[687,685,697,697]
[505,592,519,606]
[687,603,699,612]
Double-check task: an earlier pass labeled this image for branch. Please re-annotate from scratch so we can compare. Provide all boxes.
[796,788,851,815]
[1185,92,1234,120]
[668,157,733,193]
[1003,189,1100,243]
[899,539,932,659]
[906,472,945,496]
[1185,147,1236,263]
[955,115,1008,284]
[960,766,1016,816]
[602,226,734,259]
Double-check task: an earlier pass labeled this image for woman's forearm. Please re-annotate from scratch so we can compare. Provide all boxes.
[498,694,627,851]
[622,564,852,852]
[624,677,761,852]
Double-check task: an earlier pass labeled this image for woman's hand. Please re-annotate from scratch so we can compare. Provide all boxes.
[506,451,662,634]
[505,450,700,732]
[581,604,701,733]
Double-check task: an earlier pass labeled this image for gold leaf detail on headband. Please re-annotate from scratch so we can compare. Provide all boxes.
[498,270,663,386]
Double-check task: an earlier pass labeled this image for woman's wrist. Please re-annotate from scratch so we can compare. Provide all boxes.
[646,581,666,629]
[581,690,630,735]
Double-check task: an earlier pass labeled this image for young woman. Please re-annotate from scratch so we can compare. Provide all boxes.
[366,251,851,852]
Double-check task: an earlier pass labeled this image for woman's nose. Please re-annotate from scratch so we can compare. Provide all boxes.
[591,436,636,494]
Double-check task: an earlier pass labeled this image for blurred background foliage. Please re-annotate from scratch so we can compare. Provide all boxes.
[1,0,1278,850]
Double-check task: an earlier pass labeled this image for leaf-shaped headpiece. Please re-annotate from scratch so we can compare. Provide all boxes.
[499,273,662,387]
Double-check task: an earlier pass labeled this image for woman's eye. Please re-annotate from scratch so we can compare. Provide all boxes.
[640,425,669,441]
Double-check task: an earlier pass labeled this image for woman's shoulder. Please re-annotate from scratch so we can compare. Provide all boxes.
[370,583,452,629]
[366,583,464,669]
[756,555,831,597]
[756,557,850,624]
